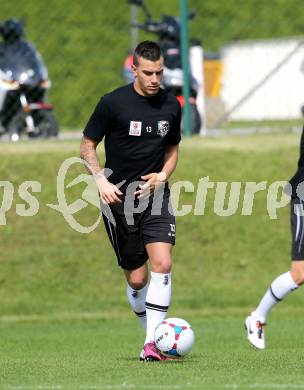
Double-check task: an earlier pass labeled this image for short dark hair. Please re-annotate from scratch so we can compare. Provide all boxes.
[133,40,163,66]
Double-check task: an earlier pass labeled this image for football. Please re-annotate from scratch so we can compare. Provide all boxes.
[154,317,195,358]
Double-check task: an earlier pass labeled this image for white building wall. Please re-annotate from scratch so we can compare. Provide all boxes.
[220,39,304,120]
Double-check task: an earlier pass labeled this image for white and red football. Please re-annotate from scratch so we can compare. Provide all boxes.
[154,317,195,358]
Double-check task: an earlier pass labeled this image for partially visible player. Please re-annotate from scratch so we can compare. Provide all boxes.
[245,127,304,349]
[80,41,181,361]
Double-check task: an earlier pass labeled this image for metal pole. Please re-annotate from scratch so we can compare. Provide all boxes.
[179,0,192,136]
[130,5,138,50]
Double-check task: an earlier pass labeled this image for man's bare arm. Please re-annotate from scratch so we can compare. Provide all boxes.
[80,135,102,175]
[161,144,179,180]
[80,135,122,204]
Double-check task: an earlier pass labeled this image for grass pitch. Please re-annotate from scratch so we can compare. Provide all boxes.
[1,315,304,390]
[1,132,304,389]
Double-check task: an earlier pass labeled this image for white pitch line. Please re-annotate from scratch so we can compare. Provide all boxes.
[80,385,201,389]
[251,385,304,389]
[4,386,198,390]
[5,384,304,390]
[226,385,304,389]
[5,387,64,390]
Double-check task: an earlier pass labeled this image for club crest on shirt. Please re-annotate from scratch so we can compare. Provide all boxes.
[157,121,170,137]
[129,121,142,136]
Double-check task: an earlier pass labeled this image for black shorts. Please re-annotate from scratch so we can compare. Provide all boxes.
[291,197,304,260]
[102,188,176,270]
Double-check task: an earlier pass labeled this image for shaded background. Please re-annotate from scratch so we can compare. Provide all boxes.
[2,0,304,129]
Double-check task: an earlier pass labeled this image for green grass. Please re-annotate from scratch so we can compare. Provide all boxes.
[1,133,300,315]
[1,133,304,389]
[1,315,304,390]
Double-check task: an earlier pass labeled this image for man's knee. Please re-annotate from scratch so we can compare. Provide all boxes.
[125,268,148,290]
[291,263,304,285]
[292,272,304,285]
[151,257,172,273]
[128,279,147,290]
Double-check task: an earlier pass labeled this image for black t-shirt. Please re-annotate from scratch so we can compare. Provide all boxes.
[289,126,304,197]
[83,84,181,189]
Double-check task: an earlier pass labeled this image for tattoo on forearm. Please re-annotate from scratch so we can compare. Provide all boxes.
[80,136,102,175]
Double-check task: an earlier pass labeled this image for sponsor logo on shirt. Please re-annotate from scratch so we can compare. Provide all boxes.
[129,121,142,136]
[157,120,170,137]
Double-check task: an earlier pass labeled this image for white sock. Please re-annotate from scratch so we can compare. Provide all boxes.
[126,283,148,330]
[252,271,299,323]
[145,271,171,344]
